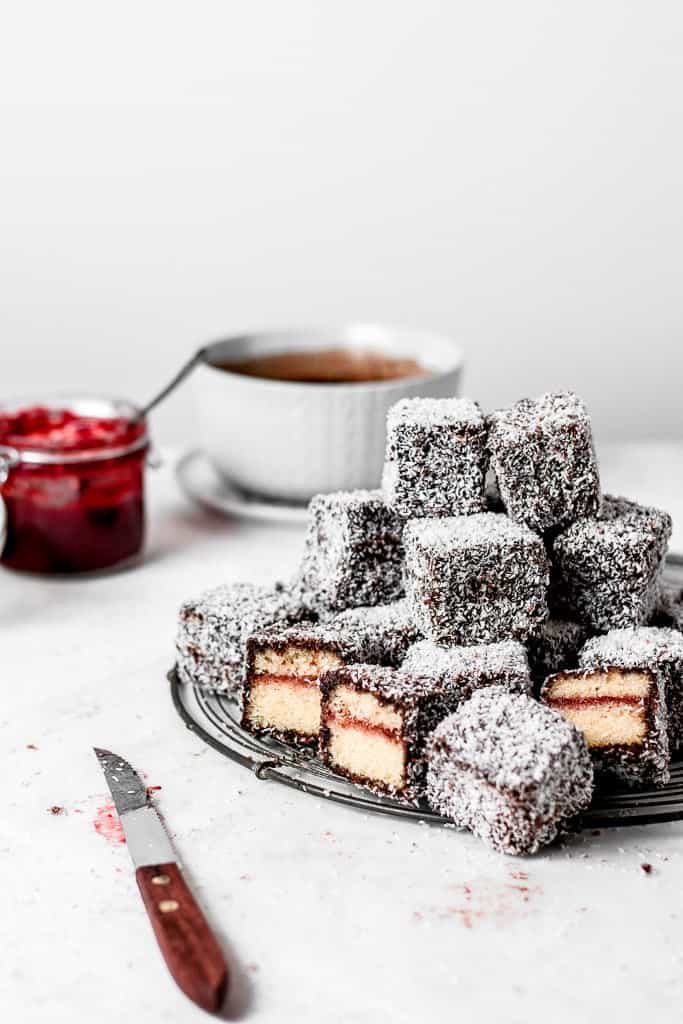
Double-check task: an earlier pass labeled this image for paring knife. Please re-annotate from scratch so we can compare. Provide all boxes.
[94,747,228,1014]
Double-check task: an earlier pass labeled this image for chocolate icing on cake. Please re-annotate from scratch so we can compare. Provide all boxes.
[526,618,590,691]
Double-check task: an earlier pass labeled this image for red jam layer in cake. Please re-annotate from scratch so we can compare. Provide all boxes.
[325,710,403,743]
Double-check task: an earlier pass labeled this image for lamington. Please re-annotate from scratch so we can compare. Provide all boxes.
[319,664,466,802]
[241,612,413,747]
[426,688,593,855]
[176,581,310,699]
[550,496,672,631]
[542,666,670,789]
[325,599,422,667]
[401,639,532,698]
[403,513,549,645]
[526,618,590,692]
[383,397,488,519]
[579,627,683,753]
[487,390,601,532]
[297,490,404,614]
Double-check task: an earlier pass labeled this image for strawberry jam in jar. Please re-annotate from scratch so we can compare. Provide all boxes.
[0,398,148,574]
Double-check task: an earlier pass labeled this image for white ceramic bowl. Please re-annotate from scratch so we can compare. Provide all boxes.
[192,324,464,502]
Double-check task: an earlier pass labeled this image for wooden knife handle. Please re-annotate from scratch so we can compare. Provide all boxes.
[136,862,228,1014]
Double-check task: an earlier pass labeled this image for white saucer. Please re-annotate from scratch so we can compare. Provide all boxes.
[175,449,309,524]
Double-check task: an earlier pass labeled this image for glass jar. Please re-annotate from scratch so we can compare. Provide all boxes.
[0,397,149,574]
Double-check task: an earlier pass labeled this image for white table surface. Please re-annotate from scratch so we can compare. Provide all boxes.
[4,443,683,1024]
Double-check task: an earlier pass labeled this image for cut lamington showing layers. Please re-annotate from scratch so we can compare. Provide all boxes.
[526,618,590,692]
[404,513,549,645]
[426,688,593,855]
[298,490,404,614]
[487,390,601,532]
[176,581,310,699]
[401,639,532,698]
[550,496,672,631]
[241,609,413,747]
[383,397,488,519]
[319,664,466,803]
[542,666,669,789]
[579,627,683,753]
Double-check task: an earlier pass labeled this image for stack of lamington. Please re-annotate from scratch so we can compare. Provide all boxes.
[176,390,682,855]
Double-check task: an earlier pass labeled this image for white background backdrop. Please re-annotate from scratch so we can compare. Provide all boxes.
[1,1,682,446]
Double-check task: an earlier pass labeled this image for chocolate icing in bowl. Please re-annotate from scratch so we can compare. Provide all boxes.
[216,348,427,385]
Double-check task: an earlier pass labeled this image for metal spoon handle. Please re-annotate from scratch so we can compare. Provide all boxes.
[138,346,208,420]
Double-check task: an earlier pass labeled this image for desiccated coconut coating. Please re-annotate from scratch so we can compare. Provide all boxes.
[404,513,550,645]
[319,664,472,803]
[383,397,488,519]
[426,687,594,855]
[579,626,683,753]
[325,599,422,667]
[401,639,532,697]
[297,490,404,614]
[176,581,311,698]
[487,390,601,532]
[526,618,590,692]
[550,495,672,631]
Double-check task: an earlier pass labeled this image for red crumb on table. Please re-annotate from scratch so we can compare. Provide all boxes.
[641,863,653,874]
[48,805,64,815]
[26,744,38,751]
[94,802,126,845]
[414,876,541,929]
[510,870,528,881]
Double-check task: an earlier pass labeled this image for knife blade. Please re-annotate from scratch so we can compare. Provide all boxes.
[94,747,228,1014]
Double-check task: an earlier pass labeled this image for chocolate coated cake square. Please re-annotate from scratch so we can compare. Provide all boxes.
[404,513,550,644]
[176,581,310,699]
[298,490,404,614]
[401,639,532,697]
[550,495,672,630]
[542,665,670,789]
[325,599,422,667]
[426,687,594,855]
[319,664,466,803]
[487,390,601,532]
[579,626,683,753]
[383,397,488,519]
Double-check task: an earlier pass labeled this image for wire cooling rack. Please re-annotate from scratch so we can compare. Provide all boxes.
[169,555,683,831]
